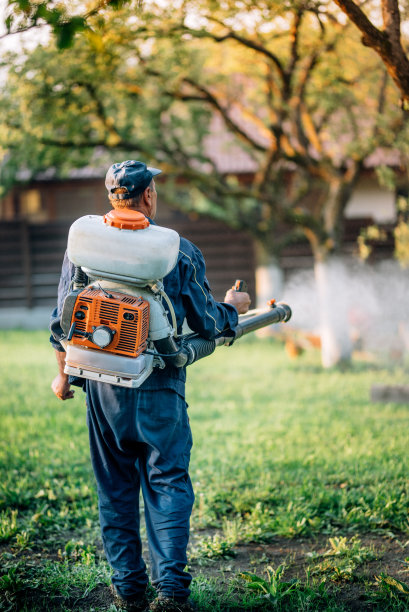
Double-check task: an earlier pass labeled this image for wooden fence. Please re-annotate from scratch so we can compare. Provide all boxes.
[0,219,256,310]
[0,214,394,311]
[0,221,69,309]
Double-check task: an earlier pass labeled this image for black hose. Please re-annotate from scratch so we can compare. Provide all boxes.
[187,337,216,363]
[154,337,190,368]
[153,335,216,367]
[73,266,88,289]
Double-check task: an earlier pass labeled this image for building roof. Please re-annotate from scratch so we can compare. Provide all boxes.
[16,108,402,183]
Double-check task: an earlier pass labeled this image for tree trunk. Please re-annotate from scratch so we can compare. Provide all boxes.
[255,247,284,336]
[314,257,352,367]
[256,259,284,308]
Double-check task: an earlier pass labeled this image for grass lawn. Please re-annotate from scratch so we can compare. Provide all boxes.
[1,330,409,610]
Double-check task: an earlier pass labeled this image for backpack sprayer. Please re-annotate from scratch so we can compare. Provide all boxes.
[58,210,292,388]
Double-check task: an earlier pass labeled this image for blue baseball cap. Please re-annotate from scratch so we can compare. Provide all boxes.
[105,160,162,200]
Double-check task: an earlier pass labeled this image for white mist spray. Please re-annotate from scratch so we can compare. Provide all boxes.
[282,258,409,360]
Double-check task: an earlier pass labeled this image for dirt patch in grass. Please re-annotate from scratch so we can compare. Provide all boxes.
[1,533,409,610]
[1,584,116,612]
[188,532,409,610]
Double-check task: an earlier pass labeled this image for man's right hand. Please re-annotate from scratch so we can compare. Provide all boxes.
[51,373,75,400]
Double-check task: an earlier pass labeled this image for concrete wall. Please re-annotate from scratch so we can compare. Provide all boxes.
[344,176,396,223]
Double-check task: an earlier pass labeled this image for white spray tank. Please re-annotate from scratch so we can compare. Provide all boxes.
[61,209,180,388]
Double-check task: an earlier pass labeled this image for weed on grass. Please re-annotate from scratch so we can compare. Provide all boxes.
[191,534,237,561]
[307,536,377,582]
[239,563,299,603]
[370,573,409,610]
[236,564,344,611]
[0,510,18,542]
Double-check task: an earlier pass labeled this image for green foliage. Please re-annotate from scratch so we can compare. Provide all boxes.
[54,17,87,49]
[240,564,299,603]
[371,573,409,610]
[4,0,134,48]
[394,196,409,268]
[376,165,397,191]
[375,573,409,597]
[357,225,388,261]
[0,509,18,542]
[191,534,237,560]
[62,539,97,565]
[0,550,110,602]
[238,564,342,611]
[394,220,409,268]
[307,536,377,582]
[359,196,409,268]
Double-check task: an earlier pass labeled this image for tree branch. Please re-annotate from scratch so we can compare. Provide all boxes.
[332,0,386,48]
[382,0,401,45]
[176,77,269,153]
[287,10,303,81]
[334,0,409,102]
[0,22,44,39]
[38,137,145,150]
[182,19,286,84]
[134,52,269,154]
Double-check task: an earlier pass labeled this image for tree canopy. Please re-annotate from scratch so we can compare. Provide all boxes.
[2,0,409,367]
[1,1,405,259]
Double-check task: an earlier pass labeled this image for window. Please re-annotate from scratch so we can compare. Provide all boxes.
[20,190,46,221]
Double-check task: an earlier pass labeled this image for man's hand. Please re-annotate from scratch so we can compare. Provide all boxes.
[51,373,75,400]
[224,288,251,314]
[52,349,74,400]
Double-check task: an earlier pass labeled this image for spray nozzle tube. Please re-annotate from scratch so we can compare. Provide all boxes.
[154,301,292,368]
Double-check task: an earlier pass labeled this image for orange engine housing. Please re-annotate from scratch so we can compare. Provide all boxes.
[69,287,150,357]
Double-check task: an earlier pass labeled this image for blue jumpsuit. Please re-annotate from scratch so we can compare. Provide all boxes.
[50,229,238,602]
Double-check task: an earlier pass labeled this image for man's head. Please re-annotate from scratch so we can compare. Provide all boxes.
[105,160,161,219]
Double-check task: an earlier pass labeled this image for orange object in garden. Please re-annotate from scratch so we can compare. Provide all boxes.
[103,209,150,230]
[68,287,150,357]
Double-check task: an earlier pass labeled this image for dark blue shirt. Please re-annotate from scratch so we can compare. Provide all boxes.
[50,230,238,396]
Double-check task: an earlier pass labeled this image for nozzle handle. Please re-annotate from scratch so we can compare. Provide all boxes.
[234,279,248,292]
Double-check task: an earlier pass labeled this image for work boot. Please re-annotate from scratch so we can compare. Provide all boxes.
[149,596,197,611]
[110,584,149,611]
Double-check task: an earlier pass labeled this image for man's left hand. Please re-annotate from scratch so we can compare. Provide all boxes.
[224,289,251,314]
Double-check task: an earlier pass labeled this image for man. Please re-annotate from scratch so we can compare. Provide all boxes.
[50,160,251,612]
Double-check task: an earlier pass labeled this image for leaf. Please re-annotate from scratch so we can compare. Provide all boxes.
[15,0,30,13]
[107,0,132,8]
[35,4,62,26]
[239,572,269,594]
[5,14,13,31]
[239,572,265,582]
[375,165,396,190]
[376,573,409,596]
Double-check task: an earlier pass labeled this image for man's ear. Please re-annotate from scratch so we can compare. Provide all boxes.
[142,185,152,210]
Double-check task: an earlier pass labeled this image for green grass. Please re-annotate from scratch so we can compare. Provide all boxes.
[1,330,409,610]
[188,336,409,538]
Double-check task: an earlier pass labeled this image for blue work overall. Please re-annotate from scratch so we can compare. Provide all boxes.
[50,229,238,600]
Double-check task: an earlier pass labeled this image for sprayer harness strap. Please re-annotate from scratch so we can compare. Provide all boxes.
[158,287,178,339]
